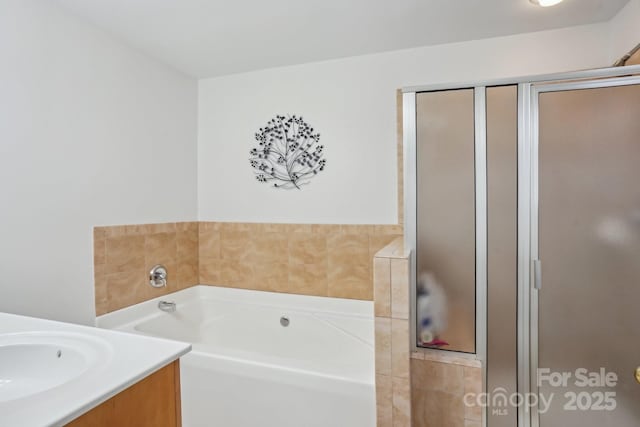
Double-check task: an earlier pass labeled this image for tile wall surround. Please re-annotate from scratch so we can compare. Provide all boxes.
[93,222,199,316]
[411,352,482,427]
[198,222,402,300]
[374,237,412,427]
[94,221,402,315]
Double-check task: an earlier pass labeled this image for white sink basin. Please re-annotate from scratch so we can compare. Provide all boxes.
[0,332,112,402]
[0,312,189,427]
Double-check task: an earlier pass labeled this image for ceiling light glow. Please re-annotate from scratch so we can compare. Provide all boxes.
[529,0,564,7]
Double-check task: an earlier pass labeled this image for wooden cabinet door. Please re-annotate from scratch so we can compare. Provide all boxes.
[66,360,181,427]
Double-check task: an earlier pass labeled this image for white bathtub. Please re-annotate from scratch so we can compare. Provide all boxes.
[97,285,376,427]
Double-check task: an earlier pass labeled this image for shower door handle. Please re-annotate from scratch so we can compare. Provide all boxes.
[533,259,542,290]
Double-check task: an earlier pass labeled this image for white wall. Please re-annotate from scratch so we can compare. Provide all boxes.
[609,0,640,63]
[198,23,611,224]
[0,0,198,324]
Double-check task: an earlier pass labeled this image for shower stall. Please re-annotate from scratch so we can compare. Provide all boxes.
[403,64,640,427]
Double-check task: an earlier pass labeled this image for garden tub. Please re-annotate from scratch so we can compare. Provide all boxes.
[97,285,375,427]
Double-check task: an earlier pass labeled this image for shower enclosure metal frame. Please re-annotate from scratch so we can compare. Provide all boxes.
[403,64,640,427]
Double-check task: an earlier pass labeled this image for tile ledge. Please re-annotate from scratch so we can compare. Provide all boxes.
[411,350,482,368]
[374,237,409,259]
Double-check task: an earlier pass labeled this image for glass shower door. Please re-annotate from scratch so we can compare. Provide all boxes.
[533,80,640,427]
[415,88,476,353]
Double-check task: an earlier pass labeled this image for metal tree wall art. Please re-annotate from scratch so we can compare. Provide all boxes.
[249,115,326,189]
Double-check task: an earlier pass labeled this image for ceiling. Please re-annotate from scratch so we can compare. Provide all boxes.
[54,0,629,78]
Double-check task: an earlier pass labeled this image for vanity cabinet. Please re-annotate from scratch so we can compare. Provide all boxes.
[66,360,182,427]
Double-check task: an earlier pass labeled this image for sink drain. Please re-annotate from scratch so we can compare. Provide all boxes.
[280,316,290,327]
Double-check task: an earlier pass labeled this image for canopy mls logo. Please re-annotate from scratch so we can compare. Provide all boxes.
[464,368,619,416]
[464,387,553,416]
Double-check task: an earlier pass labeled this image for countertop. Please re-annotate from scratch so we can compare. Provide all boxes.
[0,312,191,427]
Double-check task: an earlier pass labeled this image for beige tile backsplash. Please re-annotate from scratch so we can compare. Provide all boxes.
[94,222,199,315]
[198,222,402,300]
[94,221,402,315]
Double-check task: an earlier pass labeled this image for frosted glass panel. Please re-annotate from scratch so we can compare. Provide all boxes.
[415,89,475,353]
[486,85,518,427]
[537,84,640,426]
